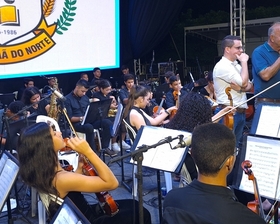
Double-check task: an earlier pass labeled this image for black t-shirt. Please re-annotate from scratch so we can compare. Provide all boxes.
[163,179,266,224]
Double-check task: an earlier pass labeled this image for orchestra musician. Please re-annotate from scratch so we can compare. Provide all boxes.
[163,123,266,224]
[123,85,176,137]
[91,79,130,152]
[17,122,151,223]
[165,75,187,108]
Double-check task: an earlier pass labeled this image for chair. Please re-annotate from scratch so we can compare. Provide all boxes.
[122,119,173,197]
[37,192,64,224]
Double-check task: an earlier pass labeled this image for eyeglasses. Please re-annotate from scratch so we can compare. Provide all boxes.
[233,46,243,50]
[218,148,240,170]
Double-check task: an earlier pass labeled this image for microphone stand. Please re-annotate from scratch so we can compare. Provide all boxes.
[109,135,179,224]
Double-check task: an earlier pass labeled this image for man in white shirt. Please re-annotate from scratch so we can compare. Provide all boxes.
[213,35,252,148]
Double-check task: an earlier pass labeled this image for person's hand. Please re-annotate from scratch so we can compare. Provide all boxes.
[66,137,91,155]
[236,53,249,62]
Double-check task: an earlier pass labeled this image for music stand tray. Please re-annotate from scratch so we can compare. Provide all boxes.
[82,99,112,125]
[50,197,90,224]
[0,151,19,213]
[4,114,37,151]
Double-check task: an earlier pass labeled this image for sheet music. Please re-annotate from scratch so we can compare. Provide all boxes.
[131,126,191,172]
[256,105,280,138]
[81,105,90,126]
[238,135,280,199]
[0,158,19,210]
[52,203,81,224]
[112,103,123,137]
[0,153,8,174]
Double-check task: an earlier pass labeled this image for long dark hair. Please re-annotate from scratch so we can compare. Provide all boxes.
[21,86,41,105]
[165,92,212,132]
[123,85,149,119]
[17,122,59,196]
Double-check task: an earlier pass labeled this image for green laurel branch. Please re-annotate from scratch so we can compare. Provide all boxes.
[56,0,77,35]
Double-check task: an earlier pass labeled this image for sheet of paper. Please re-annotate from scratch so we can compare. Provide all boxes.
[52,203,80,224]
[256,105,280,138]
[131,126,191,172]
[239,135,280,199]
[0,159,19,210]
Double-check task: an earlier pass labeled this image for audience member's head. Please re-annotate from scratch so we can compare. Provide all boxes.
[191,123,236,176]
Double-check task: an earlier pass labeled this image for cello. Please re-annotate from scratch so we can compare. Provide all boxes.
[241,160,265,219]
[224,87,234,130]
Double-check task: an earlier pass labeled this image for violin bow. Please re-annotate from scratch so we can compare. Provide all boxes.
[212,81,280,123]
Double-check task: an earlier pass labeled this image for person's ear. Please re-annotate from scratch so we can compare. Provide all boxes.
[225,155,235,171]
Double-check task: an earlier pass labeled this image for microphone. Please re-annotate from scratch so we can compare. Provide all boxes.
[172,135,192,149]
[49,87,66,101]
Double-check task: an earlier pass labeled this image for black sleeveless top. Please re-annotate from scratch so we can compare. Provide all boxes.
[126,106,151,135]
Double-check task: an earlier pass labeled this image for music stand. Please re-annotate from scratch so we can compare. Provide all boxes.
[4,114,37,152]
[50,197,90,224]
[81,98,112,125]
[250,103,280,138]
[0,151,19,223]
[0,93,15,109]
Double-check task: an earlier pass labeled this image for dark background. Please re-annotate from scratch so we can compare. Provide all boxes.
[0,0,279,95]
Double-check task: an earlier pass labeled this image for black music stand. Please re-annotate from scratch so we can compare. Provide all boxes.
[81,99,112,125]
[0,151,20,223]
[110,126,190,224]
[4,114,37,152]
[50,197,90,224]
[0,93,15,109]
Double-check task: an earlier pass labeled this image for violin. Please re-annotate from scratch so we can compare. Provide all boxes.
[153,93,166,117]
[224,87,234,130]
[241,160,265,219]
[59,111,119,216]
[169,90,179,119]
[82,158,119,216]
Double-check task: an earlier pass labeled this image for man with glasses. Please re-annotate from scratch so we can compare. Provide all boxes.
[163,123,265,224]
[213,35,252,150]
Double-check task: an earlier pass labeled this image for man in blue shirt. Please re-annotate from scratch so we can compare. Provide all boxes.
[252,22,280,106]
[65,79,116,157]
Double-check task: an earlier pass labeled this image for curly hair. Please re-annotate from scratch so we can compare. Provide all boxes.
[17,122,59,196]
[165,92,212,132]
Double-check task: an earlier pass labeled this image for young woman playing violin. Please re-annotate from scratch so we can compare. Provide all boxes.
[123,85,176,136]
[17,122,151,223]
